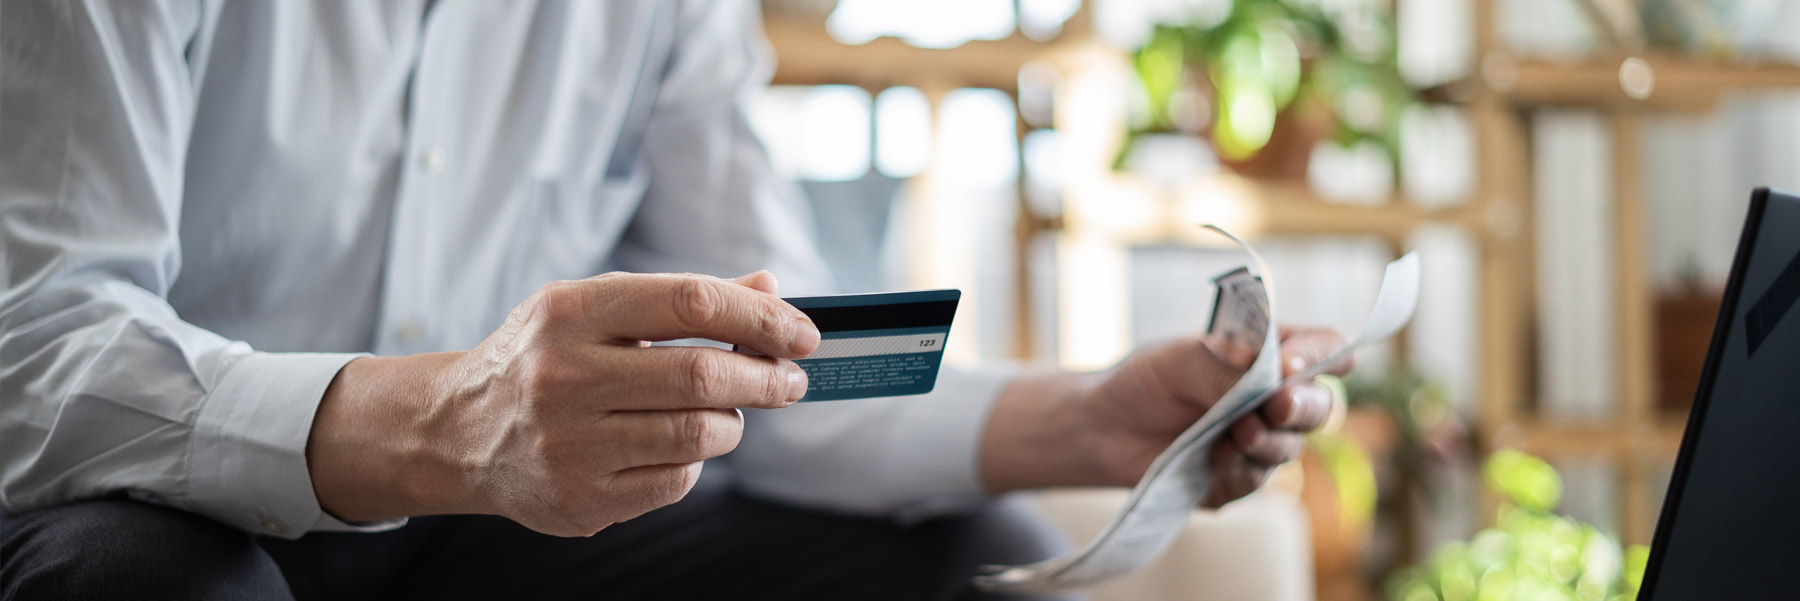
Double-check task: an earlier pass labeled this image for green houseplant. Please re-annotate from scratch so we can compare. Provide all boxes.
[1305,368,1466,600]
[1385,450,1650,601]
[1126,0,1414,180]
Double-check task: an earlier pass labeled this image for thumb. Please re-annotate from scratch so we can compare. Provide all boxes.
[1129,337,1250,411]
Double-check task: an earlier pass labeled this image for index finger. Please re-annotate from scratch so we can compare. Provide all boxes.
[1259,383,1333,431]
[566,272,821,358]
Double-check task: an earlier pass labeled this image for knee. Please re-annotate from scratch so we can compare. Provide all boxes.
[1,499,290,601]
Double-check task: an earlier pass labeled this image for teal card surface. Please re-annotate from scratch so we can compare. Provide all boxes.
[736,289,959,402]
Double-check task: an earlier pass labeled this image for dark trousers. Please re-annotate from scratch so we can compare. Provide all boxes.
[0,485,1073,601]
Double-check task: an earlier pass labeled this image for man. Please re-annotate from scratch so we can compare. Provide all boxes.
[0,1,1347,599]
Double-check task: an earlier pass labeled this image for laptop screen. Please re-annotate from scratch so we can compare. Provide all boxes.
[1642,189,1800,598]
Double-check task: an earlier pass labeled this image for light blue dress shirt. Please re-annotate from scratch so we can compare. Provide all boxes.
[0,0,1007,538]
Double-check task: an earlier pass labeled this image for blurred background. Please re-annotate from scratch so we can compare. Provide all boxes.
[750,0,1800,599]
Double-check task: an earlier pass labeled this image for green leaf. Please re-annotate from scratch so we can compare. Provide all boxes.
[1258,23,1302,107]
[1212,75,1275,160]
[1484,449,1564,512]
[1622,545,1651,594]
[1309,430,1378,533]
[1133,26,1186,131]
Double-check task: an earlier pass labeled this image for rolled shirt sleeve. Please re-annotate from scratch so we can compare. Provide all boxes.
[614,0,1012,518]
[0,0,394,537]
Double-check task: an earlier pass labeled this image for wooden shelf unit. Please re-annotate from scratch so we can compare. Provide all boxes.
[1237,182,1479,244]
[1493,417,1687,459]
[1497,54,1800,111]
[1469,2,1800,546]
[761,0,1800,555]
[766,17,1084,92]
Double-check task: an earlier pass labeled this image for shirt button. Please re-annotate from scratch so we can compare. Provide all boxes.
[420,145,446,174]
[395,319,424,345]
[260,512,287,536]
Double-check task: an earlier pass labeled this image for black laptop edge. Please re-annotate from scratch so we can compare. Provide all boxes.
[1636,187,1774,598]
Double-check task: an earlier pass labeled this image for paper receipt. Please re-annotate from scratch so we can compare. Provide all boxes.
[974,226,1421,593]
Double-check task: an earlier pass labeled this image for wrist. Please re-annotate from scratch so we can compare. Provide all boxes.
[307,351,469,521]
[978,369,1118,492]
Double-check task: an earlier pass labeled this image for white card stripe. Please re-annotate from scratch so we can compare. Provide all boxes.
[805,333,948,359]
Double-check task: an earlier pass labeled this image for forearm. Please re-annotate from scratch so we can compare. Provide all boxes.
[307,352,468,523]
[978,369,1134,493]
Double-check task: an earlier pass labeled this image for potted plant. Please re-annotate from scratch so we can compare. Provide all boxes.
[1125,0,1415,181]
[1304,368,1467,601]
[1385,450,1650,601]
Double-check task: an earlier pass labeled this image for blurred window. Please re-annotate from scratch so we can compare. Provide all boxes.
[875,87,932,178]
[938,88,1019,187]
[753,85,872,182]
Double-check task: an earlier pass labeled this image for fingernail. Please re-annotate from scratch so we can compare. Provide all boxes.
[1302,386,1332,420]
[736,271,781,295]
[791,319,821,355]
[1288,356,1307,372]
[754,270,778,291]
[786,366,809,401]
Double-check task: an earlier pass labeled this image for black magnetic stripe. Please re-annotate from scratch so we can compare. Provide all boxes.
[1745,248,1800,355]
[794,300,958,332]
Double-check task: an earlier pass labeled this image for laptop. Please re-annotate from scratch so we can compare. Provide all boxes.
[1639,188,1800,598]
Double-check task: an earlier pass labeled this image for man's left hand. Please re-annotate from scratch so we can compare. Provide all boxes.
[980,327,1350,507]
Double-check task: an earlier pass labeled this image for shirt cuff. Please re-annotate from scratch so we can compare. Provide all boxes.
[186,352,406,538]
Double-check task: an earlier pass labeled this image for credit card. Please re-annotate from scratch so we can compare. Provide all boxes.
[735,289,959,402]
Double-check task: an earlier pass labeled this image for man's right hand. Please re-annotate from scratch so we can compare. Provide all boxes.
[306,271,818,536]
